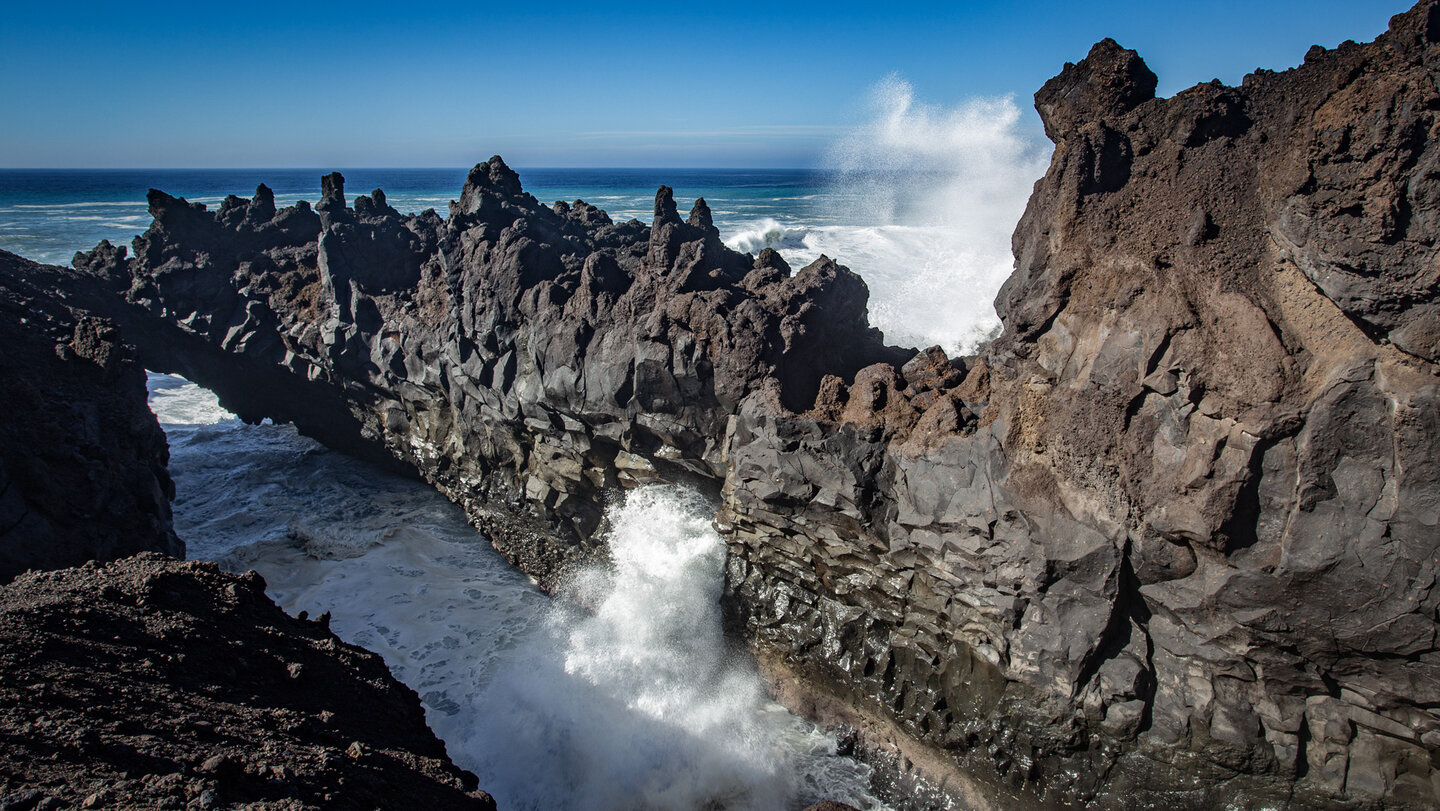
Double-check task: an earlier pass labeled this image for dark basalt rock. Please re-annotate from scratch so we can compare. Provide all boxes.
[0,251,181,582]
[20,3,1440,806]
[60,155,906,590]
[0,553,494,810]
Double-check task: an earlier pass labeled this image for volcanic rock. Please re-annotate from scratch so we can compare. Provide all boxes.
[62,155,907,589]
[0,250,181,581]
[0,553,493,810]
[726,3,1440,807]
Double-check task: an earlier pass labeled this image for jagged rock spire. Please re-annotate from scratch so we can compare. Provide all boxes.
[1034,38,1156,142]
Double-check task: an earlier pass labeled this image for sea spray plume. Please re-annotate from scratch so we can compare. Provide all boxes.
[820,74,1048,353]
[460,486,811,811]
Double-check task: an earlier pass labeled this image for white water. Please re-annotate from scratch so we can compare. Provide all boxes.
[149,373,890,811]
[724,77,1048,355]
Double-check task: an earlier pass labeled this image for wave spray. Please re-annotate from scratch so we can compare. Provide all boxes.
[726,77,1048,355]
[824,76,1048,353]
[457,486,882,810]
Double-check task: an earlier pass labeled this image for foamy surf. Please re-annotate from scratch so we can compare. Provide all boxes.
[147,372,237,425]
[725,217,814,254]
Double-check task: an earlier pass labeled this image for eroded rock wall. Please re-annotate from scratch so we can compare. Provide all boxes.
[723,3,1440,808]
[0,251,182,581]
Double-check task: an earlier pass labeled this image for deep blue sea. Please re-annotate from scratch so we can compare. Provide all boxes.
[0,168,825,264]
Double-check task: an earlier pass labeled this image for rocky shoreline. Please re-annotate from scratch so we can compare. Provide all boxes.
[2,1,1439,808]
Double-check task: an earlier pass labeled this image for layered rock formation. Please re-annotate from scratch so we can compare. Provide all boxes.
[29,2,1440,807]
[0,251,181,581]
[728,6,1440,805]
[0,553,494,810]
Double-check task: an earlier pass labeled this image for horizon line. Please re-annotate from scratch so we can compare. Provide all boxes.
[0,166,831,173]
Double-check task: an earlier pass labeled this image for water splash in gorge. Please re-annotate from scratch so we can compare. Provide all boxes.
[149,375,888,811]
[457,486,882,810]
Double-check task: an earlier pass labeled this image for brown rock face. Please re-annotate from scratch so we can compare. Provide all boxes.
[993,4,1440,802]
[0,554,493,810]
[729,2,1440,807]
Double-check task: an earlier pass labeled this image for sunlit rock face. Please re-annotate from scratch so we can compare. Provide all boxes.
[726,4,1440,806]
[33,3,1440,804]
[65,157,907,590]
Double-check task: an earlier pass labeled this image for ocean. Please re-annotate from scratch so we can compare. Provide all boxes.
[0,159,1039,355]
[0,149,1044,810]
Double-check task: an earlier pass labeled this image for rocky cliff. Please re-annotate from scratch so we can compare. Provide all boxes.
[0,253,499,809]
[64,163,907,589]
[727,3,1440,806]
[0,251,182,581]
[32,2,1440,807]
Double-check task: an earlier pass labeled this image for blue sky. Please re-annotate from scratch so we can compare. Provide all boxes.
[0,0,1407,168]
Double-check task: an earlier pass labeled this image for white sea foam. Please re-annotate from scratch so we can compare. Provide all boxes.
[147,372,237,425]
[726,217,814,254]
[815,77,1048,354]
[457,486,885,811]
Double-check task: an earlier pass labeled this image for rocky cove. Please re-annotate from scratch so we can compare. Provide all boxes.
[3,2,1440,808]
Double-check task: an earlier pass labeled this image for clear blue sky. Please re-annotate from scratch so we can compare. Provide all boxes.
[0,0,1408,168]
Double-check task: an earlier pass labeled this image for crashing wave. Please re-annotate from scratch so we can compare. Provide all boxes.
[724,217,813,254]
